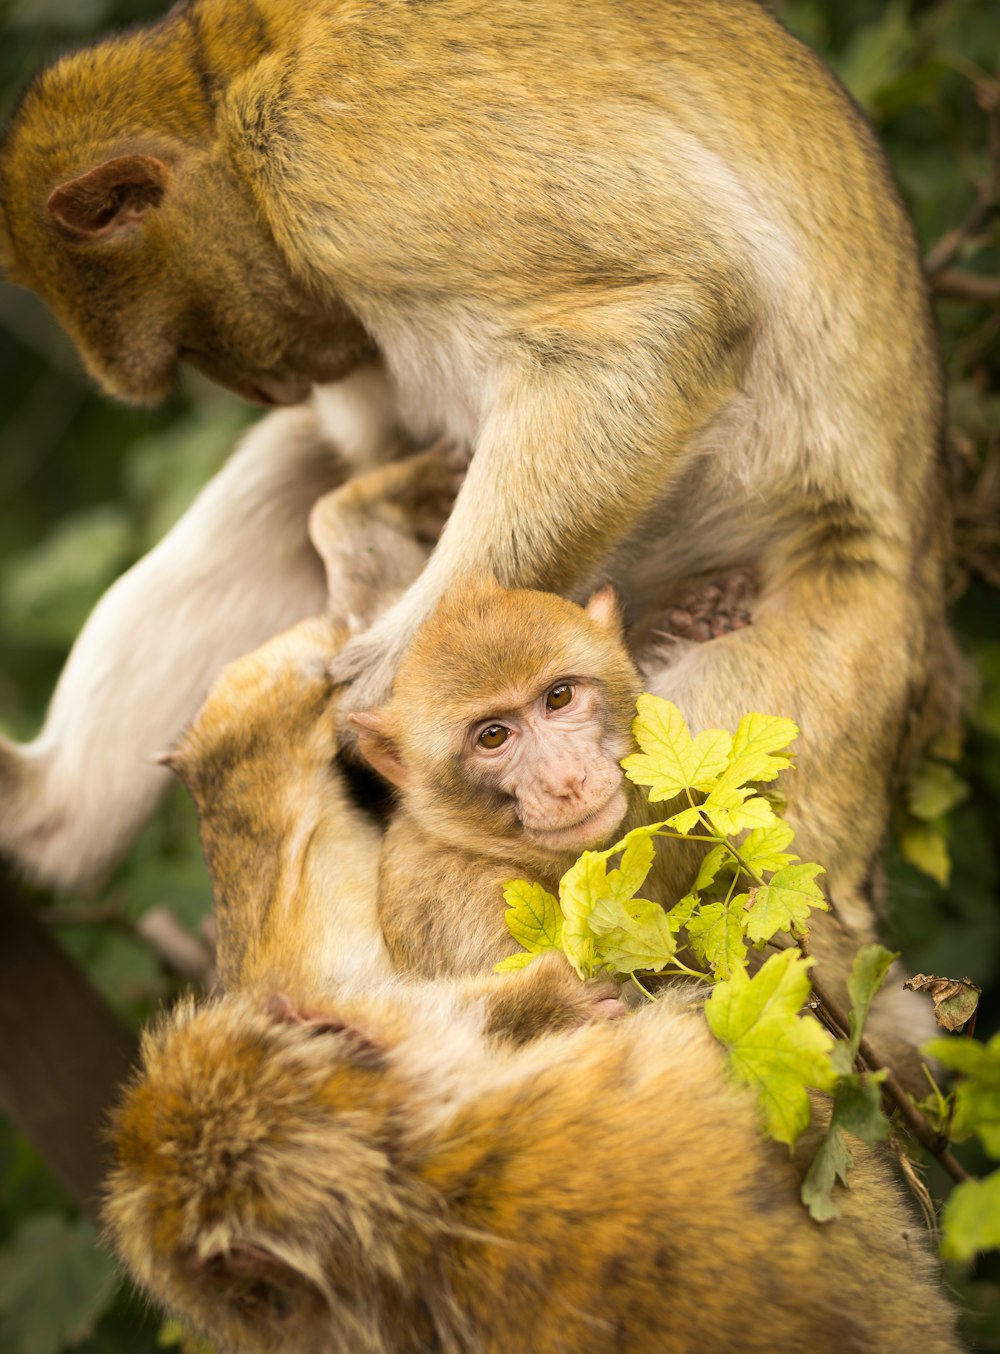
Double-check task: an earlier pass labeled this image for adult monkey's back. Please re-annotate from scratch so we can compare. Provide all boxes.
[0,0,958,926]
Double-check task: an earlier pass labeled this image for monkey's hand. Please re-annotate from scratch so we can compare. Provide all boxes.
[330,604,422,714]
[476,951,626,1046]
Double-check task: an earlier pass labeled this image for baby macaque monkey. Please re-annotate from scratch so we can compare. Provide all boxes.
[352,576,641,976]
[105,966,962,1354]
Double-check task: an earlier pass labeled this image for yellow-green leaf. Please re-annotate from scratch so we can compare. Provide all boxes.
[699,783,776,837]
[726,712,799,785]
[845,944,898,1055]
[897,816,951,886]
[558,852,606,977]
[738,822,798,875]
[907,760,969,821]
[744,863,828,944]
[622,695,732,800]
[706,949,836,1145]
[687,899,749,980]
[589,896,676,973]
[494,951,538,972]
[502,879,562,955]
[941,1171,1000,1263]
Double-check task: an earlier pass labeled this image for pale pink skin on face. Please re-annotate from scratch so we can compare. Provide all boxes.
[467,678,629,854]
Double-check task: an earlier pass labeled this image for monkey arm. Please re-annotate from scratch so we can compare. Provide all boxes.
[333,284,754,710]
[0,406,340,892]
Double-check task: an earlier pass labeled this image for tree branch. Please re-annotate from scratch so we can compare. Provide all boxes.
[0,867,137,1216]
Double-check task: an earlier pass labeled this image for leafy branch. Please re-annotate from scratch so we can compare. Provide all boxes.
[498,694,979,1227]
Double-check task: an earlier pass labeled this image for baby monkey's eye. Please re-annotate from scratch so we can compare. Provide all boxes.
[479,725,510,750]
[546,683,574,710]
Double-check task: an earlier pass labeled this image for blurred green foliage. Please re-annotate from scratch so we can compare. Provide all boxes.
[0,0,998,1348]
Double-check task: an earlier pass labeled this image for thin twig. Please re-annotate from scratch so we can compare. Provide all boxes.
[931,267,1000,306]
[925,71,1000,276]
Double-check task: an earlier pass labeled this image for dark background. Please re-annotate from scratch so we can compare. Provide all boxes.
[0,0,997,1348]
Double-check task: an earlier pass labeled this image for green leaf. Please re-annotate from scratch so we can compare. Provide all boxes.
[924,1032,1000,1157]
[695,782,777,837]
[159,1317,218,1352]
[726,712,799,785]
[692,844,732,892]
[801,1123,853,1222]
[558,852,607,977]
[666,891,699,933]
[743,864,827,944]
[907,761,969,821]
[737,822,798,875]
[556,831,658,978]
[705,949,836,1145]
[588,895,676,973]
[897,817,951,886]
[0,1214,119,1354]
[846,944,898,1056]
[621,695,732,801]
[494,951,538,972]
[502,880,562,955]
[941,1171,1000,1263]
[687,899,749,980]
[800,1070,888,1222]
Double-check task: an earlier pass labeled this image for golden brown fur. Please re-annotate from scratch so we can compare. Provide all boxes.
[0,0,959,922]
[106,976,962,1354]
[357,579,937,1086]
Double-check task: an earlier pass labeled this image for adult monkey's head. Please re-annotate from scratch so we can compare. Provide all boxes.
[0,20,374,406]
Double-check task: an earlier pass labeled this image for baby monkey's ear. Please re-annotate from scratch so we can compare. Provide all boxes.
[585,584,623,637]
[348,709,409,789]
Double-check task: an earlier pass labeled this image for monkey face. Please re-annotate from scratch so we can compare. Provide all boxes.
[354,578,642,864]
[0,119,375,406]
[462,675,632,854]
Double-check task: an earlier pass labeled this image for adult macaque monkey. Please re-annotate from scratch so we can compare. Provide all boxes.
[0,0,957,900]
[105,971,963,1353]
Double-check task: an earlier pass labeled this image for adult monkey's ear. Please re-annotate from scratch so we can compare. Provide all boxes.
[48,155,168,238]
[348,710,409,790]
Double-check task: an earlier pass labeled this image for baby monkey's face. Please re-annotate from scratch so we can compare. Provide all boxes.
[462,672,631,854]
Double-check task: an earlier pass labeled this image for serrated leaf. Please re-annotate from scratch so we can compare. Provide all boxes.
[897,817,951,886]
[557,852,604,977]
[589,895,675,973]
[846,944,898,1055]
[706,949,836,1145]
[665,803,704,835]
[941,1171,1000,1263]
[614,832,657,897]
[907,760,970,821]
[494,951,538,972]
[666,891,699,933]
[502,880,562,955]
[738,822,798,874]
[687,900,749,980]
[699,784,777,837]
[622,695,732,800]
[801,1124,854,1222]
[743,864,827,944]
[924,1032,1000,1158]
[0,1214,119,1354]
[727,712,799,785]
[692,844,731,892]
